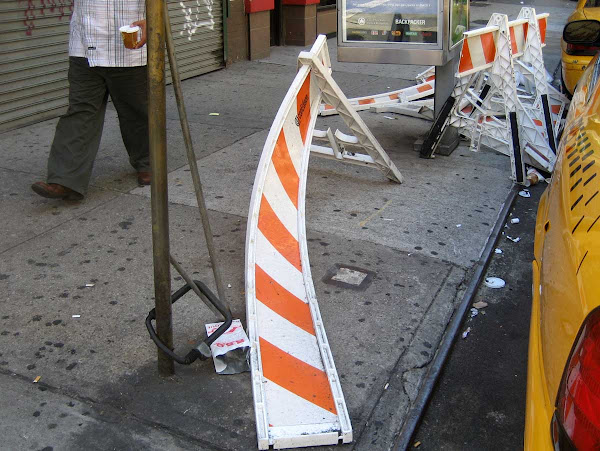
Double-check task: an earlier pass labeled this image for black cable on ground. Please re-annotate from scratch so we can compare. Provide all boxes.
[394,184,520,451]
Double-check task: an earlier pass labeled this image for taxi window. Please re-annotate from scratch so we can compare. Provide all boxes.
[586,0,600,7]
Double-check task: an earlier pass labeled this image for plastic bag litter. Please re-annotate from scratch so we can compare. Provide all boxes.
[518,190,531,198]
[205,319,250,375]
[485,277,506,289]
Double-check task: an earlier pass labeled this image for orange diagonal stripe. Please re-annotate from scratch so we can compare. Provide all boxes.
[417,83,433,93]
[389,93,399,100]
[258,196,301,272]
[260,338,336,414]
[358,98,375,105]
[510,26,518,55]
[255,265,314,335]
[481,33,496,64]
[459,40,474,73]
[272,131,299,209]
[297,74,312,145]
[539,18,546,44]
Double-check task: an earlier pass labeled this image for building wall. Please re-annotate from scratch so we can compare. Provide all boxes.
[227,0,250,63]
[317,7,336,36]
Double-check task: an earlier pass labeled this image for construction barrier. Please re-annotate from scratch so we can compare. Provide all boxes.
[246,35,407,450]
[318,7,567,185]
[319,79,435,118]
[246,34,397,450]
[420,7,565,185]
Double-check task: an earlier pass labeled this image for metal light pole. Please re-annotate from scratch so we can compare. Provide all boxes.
[146,0,174,376]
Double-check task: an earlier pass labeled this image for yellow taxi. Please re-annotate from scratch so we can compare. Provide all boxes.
[525,27,600,449]
[561,0,600,95]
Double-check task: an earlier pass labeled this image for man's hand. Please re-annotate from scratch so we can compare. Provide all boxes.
[132,19,147,49]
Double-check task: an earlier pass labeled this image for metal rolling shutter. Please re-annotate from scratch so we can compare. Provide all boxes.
[0,0,224,133]
[0,2,73,132]
[166,0,225,83]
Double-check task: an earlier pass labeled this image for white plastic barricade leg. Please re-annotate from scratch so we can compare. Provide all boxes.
[299,49,404,183]
[515,9,557,153]
[246,36,352,450]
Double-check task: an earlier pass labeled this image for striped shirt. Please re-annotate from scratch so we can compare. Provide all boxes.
[69,0,146,67]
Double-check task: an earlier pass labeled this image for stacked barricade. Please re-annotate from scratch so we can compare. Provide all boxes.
[319,7,569,186]
[420,7,567,185]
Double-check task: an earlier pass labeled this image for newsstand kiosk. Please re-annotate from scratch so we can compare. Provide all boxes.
[337,0,469,154]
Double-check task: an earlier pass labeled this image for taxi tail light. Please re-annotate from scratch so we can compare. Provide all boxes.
[565,43,600,56]
[552,307,600,450]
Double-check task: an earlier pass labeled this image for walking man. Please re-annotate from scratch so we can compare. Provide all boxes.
[32,0,151,201]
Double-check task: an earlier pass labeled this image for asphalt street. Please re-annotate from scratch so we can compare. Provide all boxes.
[413,182,544,450]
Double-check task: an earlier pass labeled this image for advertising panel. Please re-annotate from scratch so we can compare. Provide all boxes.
[449,0,469,48]
[342,0,440,45]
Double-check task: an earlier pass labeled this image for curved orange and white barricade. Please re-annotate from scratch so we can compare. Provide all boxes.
[245,36,352,450]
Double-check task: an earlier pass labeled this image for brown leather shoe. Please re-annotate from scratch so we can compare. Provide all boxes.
[31,182,84,200]
[137,171,151,186]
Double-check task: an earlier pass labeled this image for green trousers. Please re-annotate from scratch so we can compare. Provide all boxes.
[47,57,150,195]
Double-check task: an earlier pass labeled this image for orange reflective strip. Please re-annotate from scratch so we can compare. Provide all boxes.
[539,18,546,44]
[258,195,301,272]
[297,74,312,145]
[272,131,300,209]
[551,105,561,114]
[426,75,435,82]
[533,119,543,127]
[389,93,399,100]
[459,39,474,73]
[510,26,518,55]
[524,22,529,40]
[324,104,334,110]
[461,105,474,114]
[358,98,375,105]
[260,338,336,414]
[255,265,314,335]
[417,83,433,93]
[481,32,496,64]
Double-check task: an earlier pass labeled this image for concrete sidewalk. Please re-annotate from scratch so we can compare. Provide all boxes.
[0,2,566,449]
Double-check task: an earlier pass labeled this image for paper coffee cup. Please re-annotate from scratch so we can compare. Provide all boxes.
[119,25,140,49]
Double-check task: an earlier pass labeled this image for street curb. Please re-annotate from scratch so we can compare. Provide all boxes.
[394,184,520,451]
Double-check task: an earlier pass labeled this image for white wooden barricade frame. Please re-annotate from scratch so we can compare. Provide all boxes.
[246,36,354,451]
